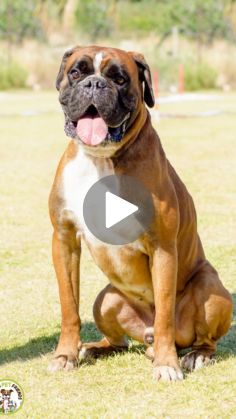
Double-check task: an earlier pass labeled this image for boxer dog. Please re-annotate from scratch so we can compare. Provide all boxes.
[48,45,232,381]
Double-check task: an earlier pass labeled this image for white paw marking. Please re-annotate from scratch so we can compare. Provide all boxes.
[78,347,89,361]
[153,366,184,382]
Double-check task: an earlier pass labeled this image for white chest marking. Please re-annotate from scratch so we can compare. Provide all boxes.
[93,52,103,75]
[62,147,114,244]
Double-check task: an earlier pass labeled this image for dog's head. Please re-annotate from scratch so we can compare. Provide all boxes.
[56,45,155,155]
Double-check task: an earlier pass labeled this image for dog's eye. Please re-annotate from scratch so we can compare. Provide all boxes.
[70,69,80,80]
[114,76,126,85]
[79,61,88,72]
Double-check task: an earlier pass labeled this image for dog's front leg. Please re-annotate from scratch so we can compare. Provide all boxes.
[151,245,183,381]
[48,231,81,372]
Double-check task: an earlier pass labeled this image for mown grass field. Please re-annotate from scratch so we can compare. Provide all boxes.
[0,91,235,418]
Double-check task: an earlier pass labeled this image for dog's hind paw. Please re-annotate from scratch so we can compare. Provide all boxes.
[78,346,92,362]
[181,350,215,371]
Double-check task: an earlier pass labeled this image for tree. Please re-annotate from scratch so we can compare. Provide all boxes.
[75,0,113,40]
[0,0,42,43]
[0,0,42,62]
[152,0,235,59]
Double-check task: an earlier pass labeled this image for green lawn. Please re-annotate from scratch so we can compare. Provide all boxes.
[0,91,235,418]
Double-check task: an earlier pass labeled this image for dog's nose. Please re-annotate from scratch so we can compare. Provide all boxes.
[84,76,107,90]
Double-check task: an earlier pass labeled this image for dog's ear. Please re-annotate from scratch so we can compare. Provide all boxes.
[128,51,155,108]
[56,46,80,90]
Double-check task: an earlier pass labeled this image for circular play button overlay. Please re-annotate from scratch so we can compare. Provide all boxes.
[83,174,154,245]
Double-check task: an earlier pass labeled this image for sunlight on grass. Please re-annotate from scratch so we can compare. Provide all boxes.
[0,91,235,418]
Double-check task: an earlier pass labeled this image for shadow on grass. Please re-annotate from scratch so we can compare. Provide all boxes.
[216,292,236,359]
[0,294,235,366]
[0,322,98,365]
[0,321,145,366]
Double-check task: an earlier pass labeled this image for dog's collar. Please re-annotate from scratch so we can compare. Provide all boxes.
[112,106,149,160]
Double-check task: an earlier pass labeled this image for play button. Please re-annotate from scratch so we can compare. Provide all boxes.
[105,192,138,228]
[83,174,154,245]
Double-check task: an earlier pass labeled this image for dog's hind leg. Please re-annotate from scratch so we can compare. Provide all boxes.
[79,284,154,360]
[79,337,127,361]
[176,262,233,371]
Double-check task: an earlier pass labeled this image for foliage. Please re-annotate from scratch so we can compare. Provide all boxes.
[118,0,235,42]
[118,0,167,33]
[151,56,179,91]
[147,49,218,91]
[0,61,28,90]
[173,0,234,43]
[184,61,217,90]
[75,0,112,40]
[0,0,42,43]
[0,0,235,44]
[150,58,217,91]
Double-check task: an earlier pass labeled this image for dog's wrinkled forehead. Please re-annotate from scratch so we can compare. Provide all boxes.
[64,46,139,79]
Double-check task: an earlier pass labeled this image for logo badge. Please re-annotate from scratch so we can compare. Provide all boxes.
[83,174,154,245]
[0,380,24,415]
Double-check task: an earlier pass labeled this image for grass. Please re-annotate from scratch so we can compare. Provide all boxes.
[0,90,235,418]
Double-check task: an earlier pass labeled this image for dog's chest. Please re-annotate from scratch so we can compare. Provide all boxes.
[61,148,153,302]
[62,147,114,239]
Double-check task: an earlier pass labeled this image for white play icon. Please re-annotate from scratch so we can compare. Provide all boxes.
[105,191,138,229]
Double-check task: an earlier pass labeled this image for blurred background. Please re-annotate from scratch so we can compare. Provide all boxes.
[1,0,236,92]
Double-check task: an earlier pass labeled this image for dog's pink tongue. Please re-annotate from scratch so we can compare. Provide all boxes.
[76,116,108,146]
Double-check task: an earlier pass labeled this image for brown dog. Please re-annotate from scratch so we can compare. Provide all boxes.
[48,45,233,381]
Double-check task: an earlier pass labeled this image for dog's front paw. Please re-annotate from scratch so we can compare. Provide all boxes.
[48,355,78,373]
[153,365,184,382]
